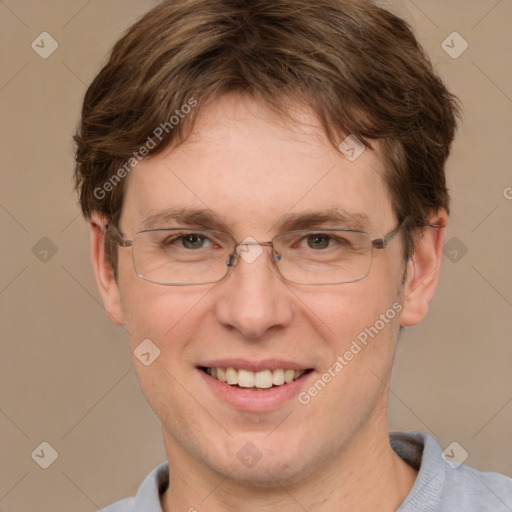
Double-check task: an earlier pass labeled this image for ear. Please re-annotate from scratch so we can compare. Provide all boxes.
[400,208,448,327]
[89,212,125,326]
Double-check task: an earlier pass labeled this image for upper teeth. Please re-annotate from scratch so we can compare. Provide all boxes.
[206,367,307,388]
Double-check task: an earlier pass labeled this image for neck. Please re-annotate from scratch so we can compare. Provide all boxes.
[160,420,418,512]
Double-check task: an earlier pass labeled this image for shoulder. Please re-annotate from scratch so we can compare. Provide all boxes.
[98,461,169,512]
[101,497,134,512]
[441,462,512,510]
[391,431,512,512]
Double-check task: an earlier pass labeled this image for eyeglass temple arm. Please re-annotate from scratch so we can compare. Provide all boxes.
[372,217,445,249]
[371,218,408,249]
[105,224,133,248]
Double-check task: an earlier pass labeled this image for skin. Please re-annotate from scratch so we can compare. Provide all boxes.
[90,93,447,511]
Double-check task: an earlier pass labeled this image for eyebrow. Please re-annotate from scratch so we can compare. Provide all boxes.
[139,207,373,233]
[141,207,230,232]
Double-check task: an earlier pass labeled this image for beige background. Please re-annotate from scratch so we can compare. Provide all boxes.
[0,0,511,510]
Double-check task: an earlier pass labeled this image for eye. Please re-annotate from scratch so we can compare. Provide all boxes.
[303,233,348,250]
[164,232,212,249]
[305,233,330,250]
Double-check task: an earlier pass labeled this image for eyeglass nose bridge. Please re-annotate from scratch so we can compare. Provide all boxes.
[226,240,282,268]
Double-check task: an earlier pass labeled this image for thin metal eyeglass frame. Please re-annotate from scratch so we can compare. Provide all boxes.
[106,218,406,286]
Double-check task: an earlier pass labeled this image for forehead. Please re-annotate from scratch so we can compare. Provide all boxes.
[121,94,395,236]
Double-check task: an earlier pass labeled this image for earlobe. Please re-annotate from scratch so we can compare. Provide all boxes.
[400,209,448,327]
[89,213,125,326]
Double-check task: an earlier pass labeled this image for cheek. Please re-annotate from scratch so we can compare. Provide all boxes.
[116,252,200,345]
[291,262,404,416]
[296,294,403,426]
[117,279,206,421]
[291,274,403,349]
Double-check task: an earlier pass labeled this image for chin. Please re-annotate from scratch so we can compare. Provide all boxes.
[215,455,310,488]
[202,432,319,487]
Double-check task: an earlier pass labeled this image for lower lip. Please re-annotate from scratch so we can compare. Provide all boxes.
[198,369,315,412]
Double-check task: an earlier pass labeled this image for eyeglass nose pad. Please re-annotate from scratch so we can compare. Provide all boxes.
[226,252,238,267]
[226,247,280,268]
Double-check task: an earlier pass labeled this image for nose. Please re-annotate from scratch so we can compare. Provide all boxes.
[213,244,294,339]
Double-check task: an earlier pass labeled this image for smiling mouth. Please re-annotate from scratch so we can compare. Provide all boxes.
[199,367,313,390]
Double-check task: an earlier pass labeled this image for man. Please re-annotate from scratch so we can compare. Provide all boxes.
[73,0,512,510]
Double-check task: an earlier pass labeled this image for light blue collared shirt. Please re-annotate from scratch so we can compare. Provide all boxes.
[101,431,512,511]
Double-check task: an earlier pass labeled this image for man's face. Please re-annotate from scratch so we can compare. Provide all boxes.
[109,94,409,484]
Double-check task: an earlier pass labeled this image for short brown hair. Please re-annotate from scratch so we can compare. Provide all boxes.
[73,0,462,270]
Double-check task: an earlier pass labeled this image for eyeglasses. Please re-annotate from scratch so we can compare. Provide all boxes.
[107,219,405,286]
